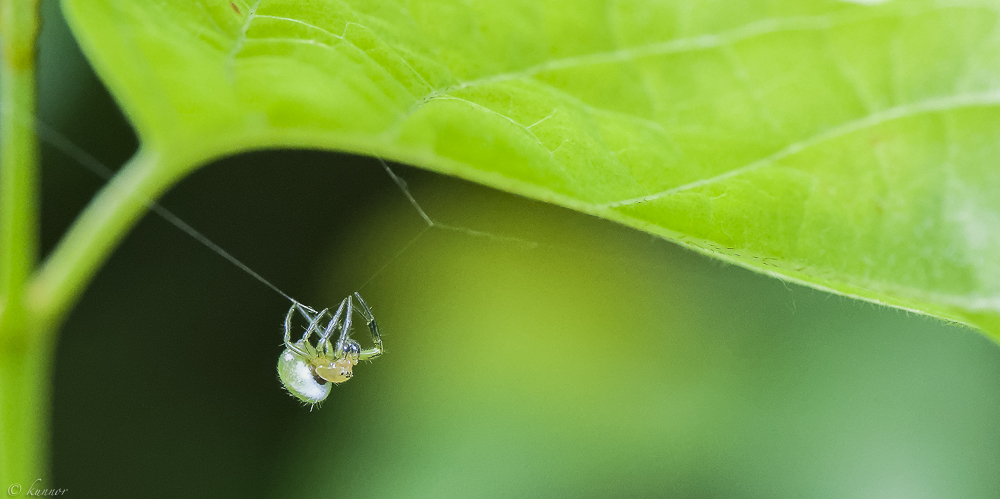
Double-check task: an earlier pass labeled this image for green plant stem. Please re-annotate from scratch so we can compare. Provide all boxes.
[29,148,171,326]
[2,146,171,485]
[0,332,50,488]
[0,0,43,486]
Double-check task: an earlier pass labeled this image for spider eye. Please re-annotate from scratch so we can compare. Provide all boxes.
[342,339,361,359]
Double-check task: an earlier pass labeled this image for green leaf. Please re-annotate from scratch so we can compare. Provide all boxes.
[61,0,1000,336]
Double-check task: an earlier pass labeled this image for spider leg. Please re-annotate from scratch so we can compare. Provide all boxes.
[283,303,311,357]
[300,307,329,343]
[334,296,354,358]
[283,304,297,346]
[296,302,318,322]
[318,297,349,355]
[286,302,317,336]
[358,347,382,361]
[353,292,384,361]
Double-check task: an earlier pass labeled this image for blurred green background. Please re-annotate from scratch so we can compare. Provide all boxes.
[34,1,1000,497]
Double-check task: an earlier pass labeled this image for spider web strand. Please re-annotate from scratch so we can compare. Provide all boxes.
[35,120,304,305]
[354,158,540,290]
[377,157,434,226]
[356,226,431,291]
[38,119,695,317]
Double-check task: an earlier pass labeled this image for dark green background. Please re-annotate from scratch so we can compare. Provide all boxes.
[33,1,1000,497]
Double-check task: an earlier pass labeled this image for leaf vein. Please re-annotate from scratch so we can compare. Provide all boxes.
[600,90,1000,208]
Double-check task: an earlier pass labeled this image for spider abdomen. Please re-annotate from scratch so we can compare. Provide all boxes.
[277,348,331,404]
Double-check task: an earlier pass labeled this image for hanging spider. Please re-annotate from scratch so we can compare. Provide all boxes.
[277,292,384,406]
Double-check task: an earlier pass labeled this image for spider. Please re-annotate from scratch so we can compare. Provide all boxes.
[277,292,383,406]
